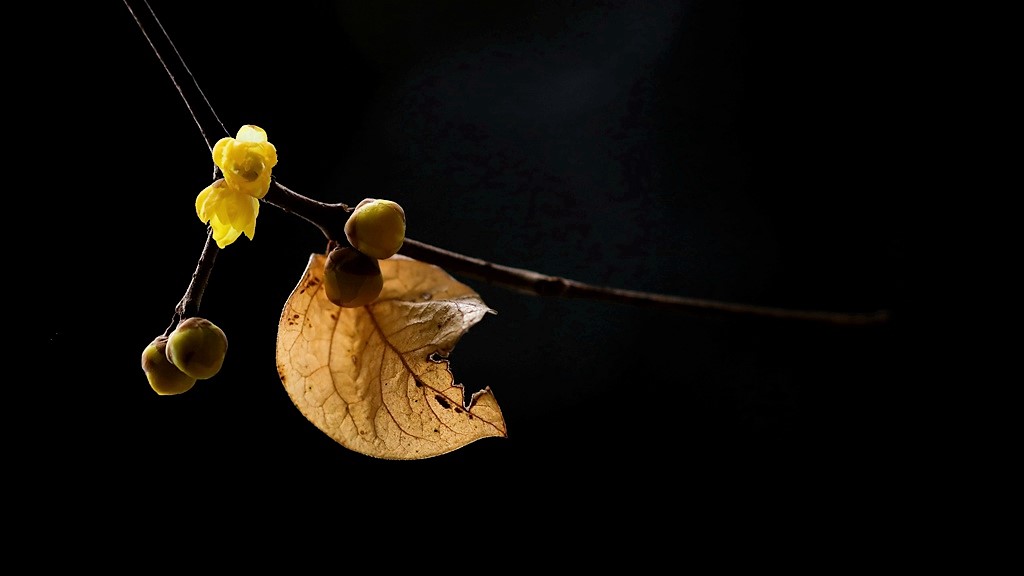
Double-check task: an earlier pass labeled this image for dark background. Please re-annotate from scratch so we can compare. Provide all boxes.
[30,1,912,513]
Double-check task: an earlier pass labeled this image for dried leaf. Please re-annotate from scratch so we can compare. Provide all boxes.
[276,253,507,459]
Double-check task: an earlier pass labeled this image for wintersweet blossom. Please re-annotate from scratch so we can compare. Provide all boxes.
[196,178,260,248]
[196,125,276,248]
[212,125,278,199]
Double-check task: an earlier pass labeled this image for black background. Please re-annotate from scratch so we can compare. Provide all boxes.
[29,1,912,517]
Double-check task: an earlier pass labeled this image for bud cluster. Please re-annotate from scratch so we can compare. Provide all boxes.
[141,317,228,395]
[324,198,407,308]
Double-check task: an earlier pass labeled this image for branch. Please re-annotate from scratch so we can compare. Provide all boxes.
[261,179,889,327]
[397,238,889,327]
[167,228,219,336]
[261,180,350,238]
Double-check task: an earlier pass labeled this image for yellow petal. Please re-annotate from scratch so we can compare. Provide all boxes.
[210,212,243,248]
[196,179,227,222]
[212,137,233,172]
[222,191,255,229]
[204,186,260,248]
[243,197,259,239]
[261,142,278,169]
[235,125,267,143]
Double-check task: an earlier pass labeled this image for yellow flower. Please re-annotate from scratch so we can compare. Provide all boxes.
[212,125,278,199]
[196,178,260,248]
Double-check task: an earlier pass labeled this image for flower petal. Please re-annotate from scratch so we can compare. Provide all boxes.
[243,196,259,240]
[222,191,253,229]
[236,125,267,143]
[212,137,232,172]
[203,185,260,248]
[196,179,227,222]
[210,212,243,248]
[260,142,278,169]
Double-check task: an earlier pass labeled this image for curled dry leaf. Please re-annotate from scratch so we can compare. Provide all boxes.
[276,253,507,459]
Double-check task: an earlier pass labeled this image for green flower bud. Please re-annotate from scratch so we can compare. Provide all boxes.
[323,246,384,308]
[344,198,406,260]
[165,317,228,380]
[141,336,197,395]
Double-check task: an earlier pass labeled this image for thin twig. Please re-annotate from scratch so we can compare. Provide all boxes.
[398,238,889,326]
[124,0,219,152]
[264,180,890,327]
[262,179,350,238]
[166,228,219,336]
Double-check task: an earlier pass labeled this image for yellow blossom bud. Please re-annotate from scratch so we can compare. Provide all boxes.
[212,125,278,199]
[165,317,228,380]
[142,336,197,395]
[323,246,384,308]
[344,198,406,260]
[196,178,260,248]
